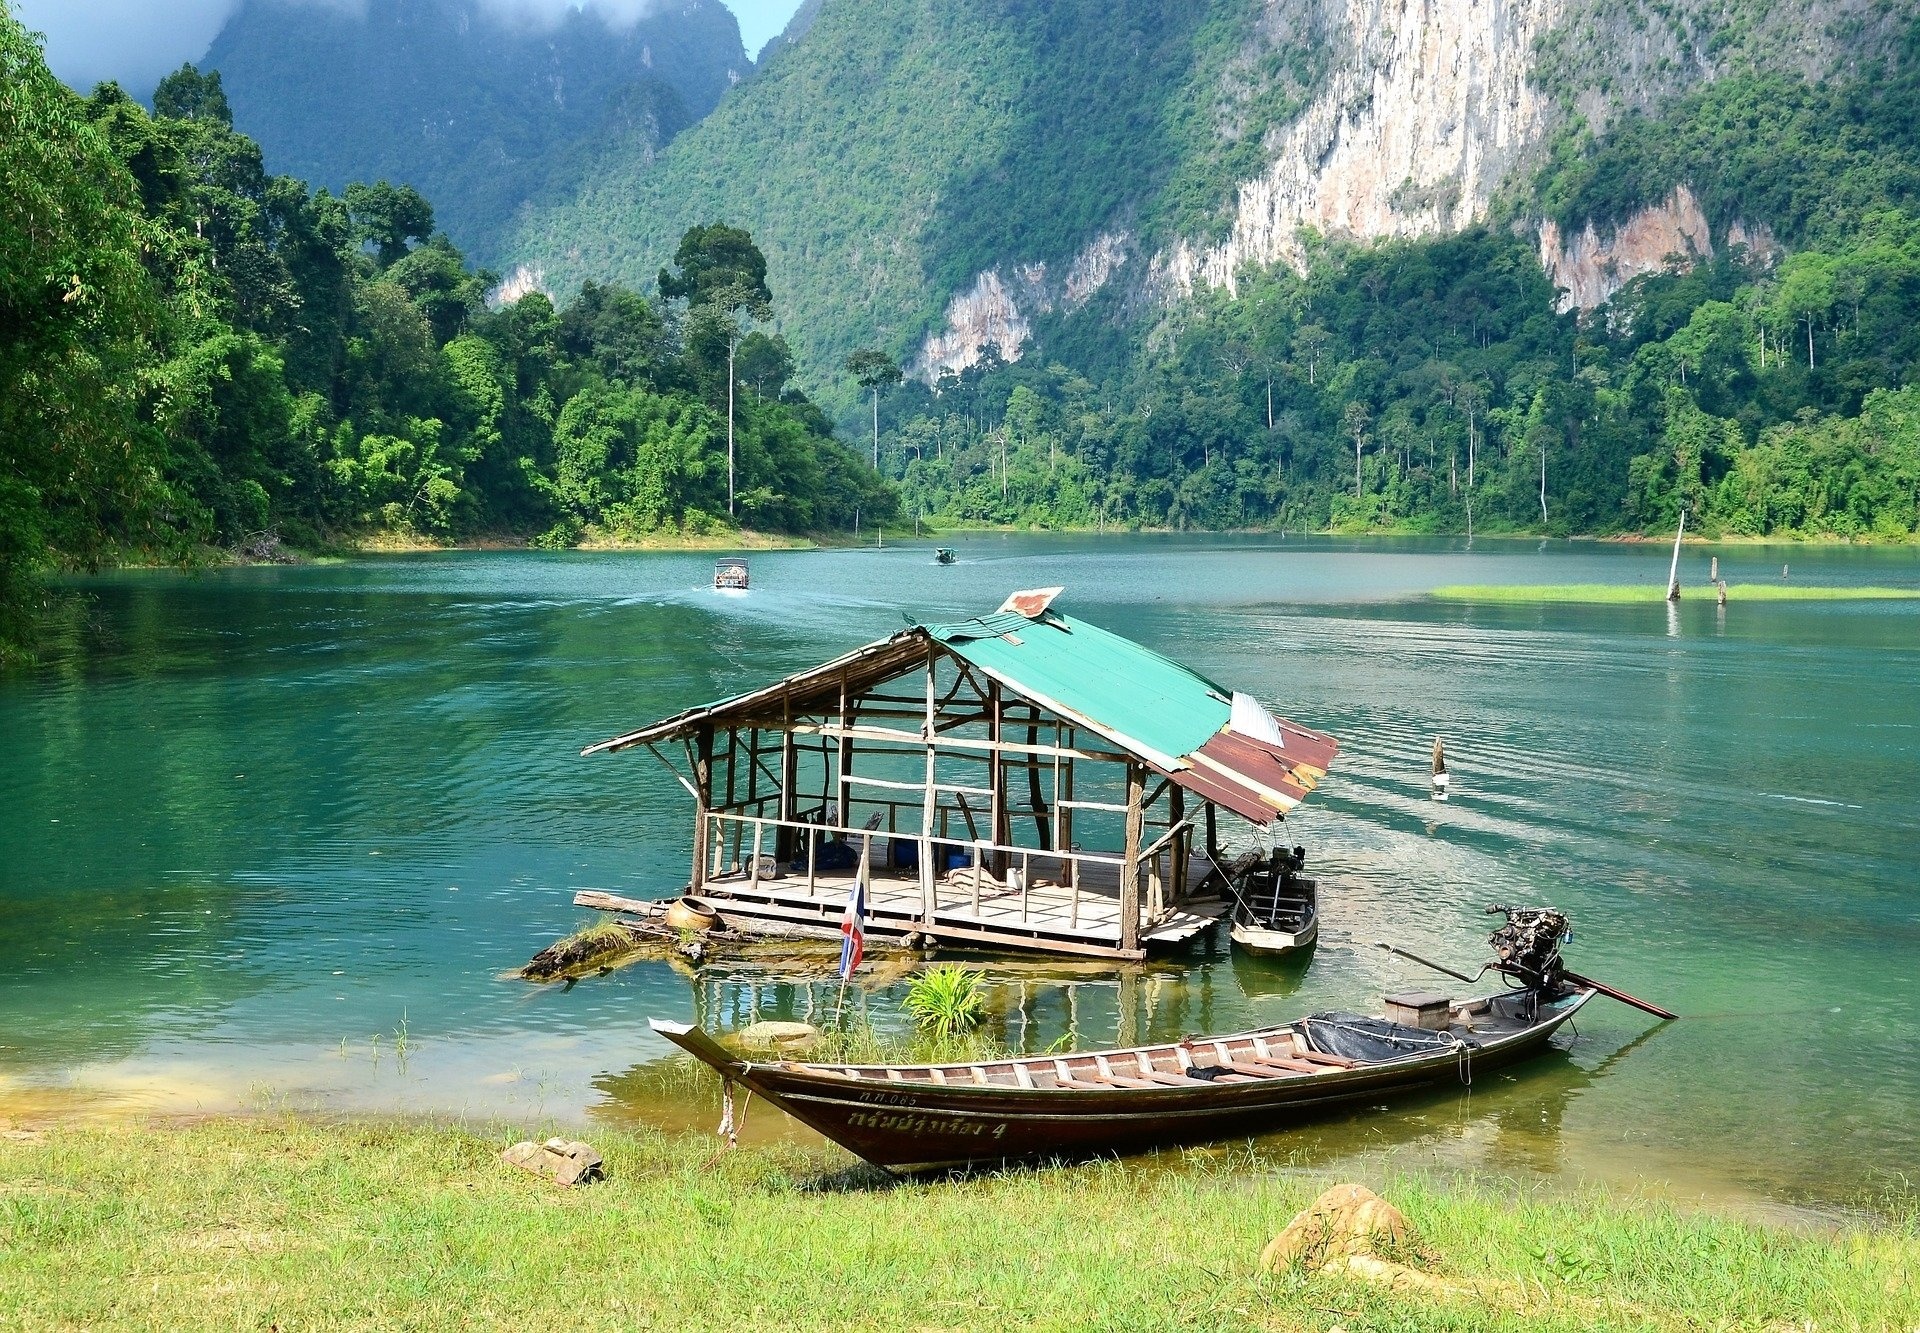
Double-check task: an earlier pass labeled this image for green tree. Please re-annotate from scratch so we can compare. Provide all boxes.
[1,14,169,654]
[344,181,434,268]
[845,348,903,469]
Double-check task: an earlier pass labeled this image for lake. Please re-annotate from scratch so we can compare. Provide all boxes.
[3,535,1916,1219]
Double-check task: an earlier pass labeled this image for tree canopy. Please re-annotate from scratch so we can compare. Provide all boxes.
[0,20,892,661]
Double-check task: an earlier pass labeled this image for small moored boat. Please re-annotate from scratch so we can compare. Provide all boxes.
[654,907,1630,1173]
[713,557,750,592]
[1227,845,1318,957]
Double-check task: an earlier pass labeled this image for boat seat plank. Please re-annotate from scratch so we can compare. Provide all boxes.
[1140,1070,1209,1087]
[1219,1058,1305,1080]
[1291,1049,1359,1069]
[1246,1052,1320,1074]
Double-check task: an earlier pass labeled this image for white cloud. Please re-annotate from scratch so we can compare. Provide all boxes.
[12,0,244,92]
[11,0,803,95]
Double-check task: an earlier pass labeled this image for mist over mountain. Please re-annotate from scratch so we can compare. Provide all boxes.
[204,0,750,265]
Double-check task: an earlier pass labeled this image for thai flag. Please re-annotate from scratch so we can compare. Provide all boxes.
[838,874,866,978]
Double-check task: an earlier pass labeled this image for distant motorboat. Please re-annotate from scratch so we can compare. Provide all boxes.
[713,558,750,592]
[934,547,958,565]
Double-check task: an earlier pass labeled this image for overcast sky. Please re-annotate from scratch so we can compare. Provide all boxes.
[11,0,806,93]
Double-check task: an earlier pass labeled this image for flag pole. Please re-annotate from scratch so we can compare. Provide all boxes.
[835,816,879,1029]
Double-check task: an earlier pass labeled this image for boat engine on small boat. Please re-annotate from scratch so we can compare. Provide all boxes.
[650,906,1674,1173]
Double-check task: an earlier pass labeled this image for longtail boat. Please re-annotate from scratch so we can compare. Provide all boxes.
[653,907,1651,1173]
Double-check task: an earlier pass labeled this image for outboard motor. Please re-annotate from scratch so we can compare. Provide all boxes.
[1484,905,1571,995]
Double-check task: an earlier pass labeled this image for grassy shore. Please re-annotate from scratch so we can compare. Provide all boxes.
[1429,583,1920,604]
[2,1118,1914,1330]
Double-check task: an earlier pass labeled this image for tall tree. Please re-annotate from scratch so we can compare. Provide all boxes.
[845,349,903,468]
[661,226,775,516]
[1,14,168,654]
[344,181,434,268]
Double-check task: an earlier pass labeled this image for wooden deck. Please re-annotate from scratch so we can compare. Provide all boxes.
[578,853,1228,960]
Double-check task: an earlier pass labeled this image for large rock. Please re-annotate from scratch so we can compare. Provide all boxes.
[1259,1183,1413,1271]
[730,1021,822,1052]
[501,1137,604,1186]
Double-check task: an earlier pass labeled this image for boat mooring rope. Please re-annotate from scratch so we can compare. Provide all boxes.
[709,1077,752,1165]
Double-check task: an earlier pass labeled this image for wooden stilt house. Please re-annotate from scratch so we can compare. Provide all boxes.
[582,588,1339,960]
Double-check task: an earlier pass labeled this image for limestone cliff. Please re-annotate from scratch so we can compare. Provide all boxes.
[1156,0,1563,297]
[913,0,1871,373]
[914,232,1132,380]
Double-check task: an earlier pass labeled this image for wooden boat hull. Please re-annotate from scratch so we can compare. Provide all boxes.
[1230,911,1318,956]
[652,988,1592,1172]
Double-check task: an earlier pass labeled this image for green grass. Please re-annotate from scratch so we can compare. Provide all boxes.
[1429,583,1920,604]
[2,1118,1915,1330]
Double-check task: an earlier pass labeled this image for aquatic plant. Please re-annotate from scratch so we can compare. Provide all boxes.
[1428,583,1920,603]
[520,921,642,981]
[902,965,986,1041]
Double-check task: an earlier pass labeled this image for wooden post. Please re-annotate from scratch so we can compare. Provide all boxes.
[724,727,740,870]
[921,647,938,928]
[1120,763,1145,953]
[836,672,853,824]
[1169,783,1186,906]
[1025,714,1051,851]
[691,724,714,893]
[777,719,797,863]
[987,680,1006,877]
[1059,736,1076,896]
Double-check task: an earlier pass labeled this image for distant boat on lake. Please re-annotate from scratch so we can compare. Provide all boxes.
[933,547,957,564]
[713,558,749,592]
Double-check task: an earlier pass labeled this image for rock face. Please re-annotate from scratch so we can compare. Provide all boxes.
[914,0,1863,370]
[918,0,1567,370]
[914,232,1132,381]
[1158,0,1562,297]
[1537,186,1780,310]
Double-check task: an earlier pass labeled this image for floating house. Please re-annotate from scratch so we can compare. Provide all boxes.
[582,589,1338,960]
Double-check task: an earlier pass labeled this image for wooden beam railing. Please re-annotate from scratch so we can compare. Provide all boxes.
[703,810,1127,931]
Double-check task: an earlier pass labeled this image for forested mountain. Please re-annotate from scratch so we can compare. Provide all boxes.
[203,0,749,266]
[1,15,888,660]
[511,0,1920,541]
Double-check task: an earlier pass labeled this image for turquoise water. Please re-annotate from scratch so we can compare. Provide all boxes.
[3,536,1916,1214]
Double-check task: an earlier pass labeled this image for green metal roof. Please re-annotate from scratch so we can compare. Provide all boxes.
[921,611,1232,770]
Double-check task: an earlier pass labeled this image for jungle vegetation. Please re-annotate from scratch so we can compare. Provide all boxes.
[872,27,1920,541]
[0,15,890,659]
